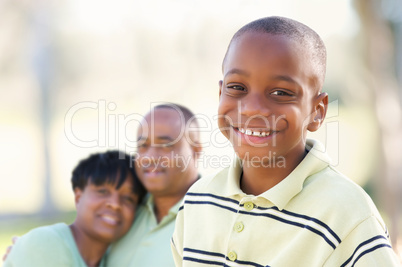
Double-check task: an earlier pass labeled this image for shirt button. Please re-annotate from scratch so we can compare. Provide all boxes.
[234,222,244,232]
[228,251,237,261]
[244,201,254,211]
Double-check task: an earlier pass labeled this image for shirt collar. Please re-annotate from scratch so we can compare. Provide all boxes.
[207,139,331,210]
[143,174,201,216]
[144,193,183,217]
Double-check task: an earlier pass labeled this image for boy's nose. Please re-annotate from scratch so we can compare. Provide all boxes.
[240,94,270,117]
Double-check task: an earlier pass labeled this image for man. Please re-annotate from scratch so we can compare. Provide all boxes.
[2,103,201,266]
[107,103,201,266]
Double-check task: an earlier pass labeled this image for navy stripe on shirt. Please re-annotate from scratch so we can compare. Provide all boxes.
[184,192,340,249]
[341,235,392,267]
[183,248,269,267]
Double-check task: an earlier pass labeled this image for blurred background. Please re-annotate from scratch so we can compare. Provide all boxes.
[0,0,401,260]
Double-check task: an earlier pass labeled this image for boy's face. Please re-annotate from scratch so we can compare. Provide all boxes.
[74,175,137,243]
[135,108,198,198]
[218,32,327,164]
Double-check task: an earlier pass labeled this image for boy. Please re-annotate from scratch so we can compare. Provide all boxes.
[4,150,146,267]
[171,16,400,266]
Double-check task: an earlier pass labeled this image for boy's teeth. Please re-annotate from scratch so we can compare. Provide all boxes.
[238,128,270,137]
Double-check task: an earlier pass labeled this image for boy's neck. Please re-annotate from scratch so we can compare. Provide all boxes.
[69,224,109,267]
[240,150,307,196]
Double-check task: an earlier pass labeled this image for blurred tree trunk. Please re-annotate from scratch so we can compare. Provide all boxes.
[354,0,402,250]
[30,0,57,215]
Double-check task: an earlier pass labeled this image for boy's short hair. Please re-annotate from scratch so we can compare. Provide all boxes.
[71,150,146,201]
[224,16,327,89]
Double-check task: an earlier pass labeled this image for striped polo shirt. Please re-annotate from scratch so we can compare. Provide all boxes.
[172,139,400,266]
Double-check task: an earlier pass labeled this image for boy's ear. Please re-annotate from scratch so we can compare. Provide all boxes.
[307,92,328,132]
[73,187,83,206]
[219,80,223,98]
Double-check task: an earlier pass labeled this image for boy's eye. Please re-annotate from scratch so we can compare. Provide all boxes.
[227,85,246,91]
[271,90,292,96]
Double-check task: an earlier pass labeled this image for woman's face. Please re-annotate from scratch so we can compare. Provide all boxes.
[73,175,138,243]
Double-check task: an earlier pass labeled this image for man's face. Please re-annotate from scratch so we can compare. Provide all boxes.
[74,176,138,244]
[135,108,196,197]
[218,31,324,165]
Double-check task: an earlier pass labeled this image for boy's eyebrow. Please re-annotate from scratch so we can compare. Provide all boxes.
[273,75,303,90]
[273,74,298,84]
[224,68,250,77]
[224,70,301,88]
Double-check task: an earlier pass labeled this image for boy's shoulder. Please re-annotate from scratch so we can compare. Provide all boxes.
[298,165,384,226]
[306,165,375,207]
[190,158,383,225]
[188,167,231,194]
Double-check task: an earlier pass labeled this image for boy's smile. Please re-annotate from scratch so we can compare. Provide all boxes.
[218,31,326,166]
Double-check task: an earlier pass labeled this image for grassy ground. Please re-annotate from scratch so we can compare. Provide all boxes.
[0,211,76,260]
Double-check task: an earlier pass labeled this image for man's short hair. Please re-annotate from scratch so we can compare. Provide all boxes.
[153,103,199,128]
